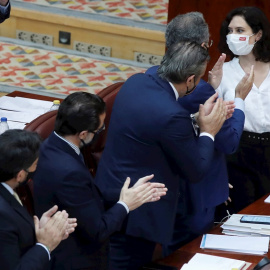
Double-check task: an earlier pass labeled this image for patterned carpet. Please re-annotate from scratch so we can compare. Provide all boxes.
[14,0,168,25]
[0,38,148,96]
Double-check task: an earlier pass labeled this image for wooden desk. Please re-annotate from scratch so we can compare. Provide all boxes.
[7,91,63,102]
[156,194,270,269]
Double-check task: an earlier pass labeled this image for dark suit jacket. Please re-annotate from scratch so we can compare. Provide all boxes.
[0,1,10,23]
[95,72,215,244]
[33,132,127,270]
[0,184,49,270]
[146,66,245,213]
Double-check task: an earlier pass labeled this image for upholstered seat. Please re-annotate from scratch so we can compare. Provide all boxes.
[18,81,124,214]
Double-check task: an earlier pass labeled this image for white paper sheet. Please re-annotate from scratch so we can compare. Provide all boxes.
[7,121,26,130]
[181,253,246,270]
[222,214,270,236]
[0,109,40,123]
[0,96,53,114]
[200,234,269,255]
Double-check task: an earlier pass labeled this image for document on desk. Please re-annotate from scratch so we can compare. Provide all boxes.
[0,109,40,123]
[200,234,269,255]
[0,96,53,114]
[8,121,26,129]
[222,214,270,237]
[180,253,251,270]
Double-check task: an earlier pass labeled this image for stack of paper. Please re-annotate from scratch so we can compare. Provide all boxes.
[222,214,270,237]
[200,234,269,255]
[0,96,54,129]
[181,253,251,270]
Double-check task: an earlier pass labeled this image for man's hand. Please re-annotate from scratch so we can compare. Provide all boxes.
[235,65,254,100]
[34,210,68,252]
[200,92,234,121]
[224,101,235,119]
[39,205,58,229]
[208,53,226,90]
[119,174,167,211]
[133,174,168,199]
[62,218,77,240]
[39,205,77,240]
[198,96,227,136]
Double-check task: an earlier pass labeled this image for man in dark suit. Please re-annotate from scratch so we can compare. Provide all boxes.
[0,129,75,270]
[33,92,167,270]
[145,12,254,256]
[95,41,230,269]
[0,0,10,23]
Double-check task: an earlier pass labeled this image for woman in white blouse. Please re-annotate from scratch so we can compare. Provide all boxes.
[217,6,270,213]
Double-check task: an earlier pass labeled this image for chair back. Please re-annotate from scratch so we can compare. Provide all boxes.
[20,81,124,214]
[83,81,124,175]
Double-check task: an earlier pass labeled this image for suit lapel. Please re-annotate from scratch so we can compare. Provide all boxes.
[48,133,96,190]
[0,184,34,229]
[49,133,83,164]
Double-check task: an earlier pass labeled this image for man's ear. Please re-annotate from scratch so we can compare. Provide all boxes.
[15,170,25,184]
[186,75,195,87]
[78,130,88,140]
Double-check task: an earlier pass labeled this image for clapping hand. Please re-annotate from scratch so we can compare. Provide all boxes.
[38,205,77,240]
[208,53,226,90]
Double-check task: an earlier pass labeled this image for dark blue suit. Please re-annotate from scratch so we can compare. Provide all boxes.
[33,132,127,270]
[0,184,49,270]
[0,1,10,23]
[95,72,216,269]
[146,66,245,255]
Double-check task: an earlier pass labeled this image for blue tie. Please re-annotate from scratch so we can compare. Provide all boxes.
[79,153,85,164]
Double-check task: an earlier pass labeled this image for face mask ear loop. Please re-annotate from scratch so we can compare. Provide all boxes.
[250,33,257,45]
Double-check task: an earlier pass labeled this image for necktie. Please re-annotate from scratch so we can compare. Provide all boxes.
[79,152,85,164]
[13,191,23,206]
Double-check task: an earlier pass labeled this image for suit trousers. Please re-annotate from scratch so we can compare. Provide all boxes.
[109,232,156,270]
[162,206,215,257]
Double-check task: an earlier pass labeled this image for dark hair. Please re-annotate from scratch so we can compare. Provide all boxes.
[158,41,209,84]
[0,129,41,182]
[166,12,209,49]
[218,6,270,62]
[54,92,106,136]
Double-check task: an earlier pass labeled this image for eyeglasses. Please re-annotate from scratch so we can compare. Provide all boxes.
[91,123,105,135]
[202,40,213,50]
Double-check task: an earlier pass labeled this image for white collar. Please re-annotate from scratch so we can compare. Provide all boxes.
[54,131,80,155]
[169,82,179,100]
[1,182,14,195]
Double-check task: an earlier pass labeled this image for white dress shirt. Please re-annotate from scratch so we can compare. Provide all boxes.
[216,57,270,133]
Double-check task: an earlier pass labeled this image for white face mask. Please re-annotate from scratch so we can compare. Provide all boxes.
[226,34,255,55]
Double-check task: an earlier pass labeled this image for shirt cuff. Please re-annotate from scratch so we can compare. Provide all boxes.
[117,201,129,214]
[199,132,214,141]
[36,243,51,260]
[0,1,9,12]
[234,97,245,112]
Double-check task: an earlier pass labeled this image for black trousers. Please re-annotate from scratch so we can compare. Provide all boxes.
[109,232,156,270]
[227,131,270,213]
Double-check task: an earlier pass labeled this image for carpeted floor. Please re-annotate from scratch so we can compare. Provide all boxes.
[0,37,149,97]
[13,0,168,25]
